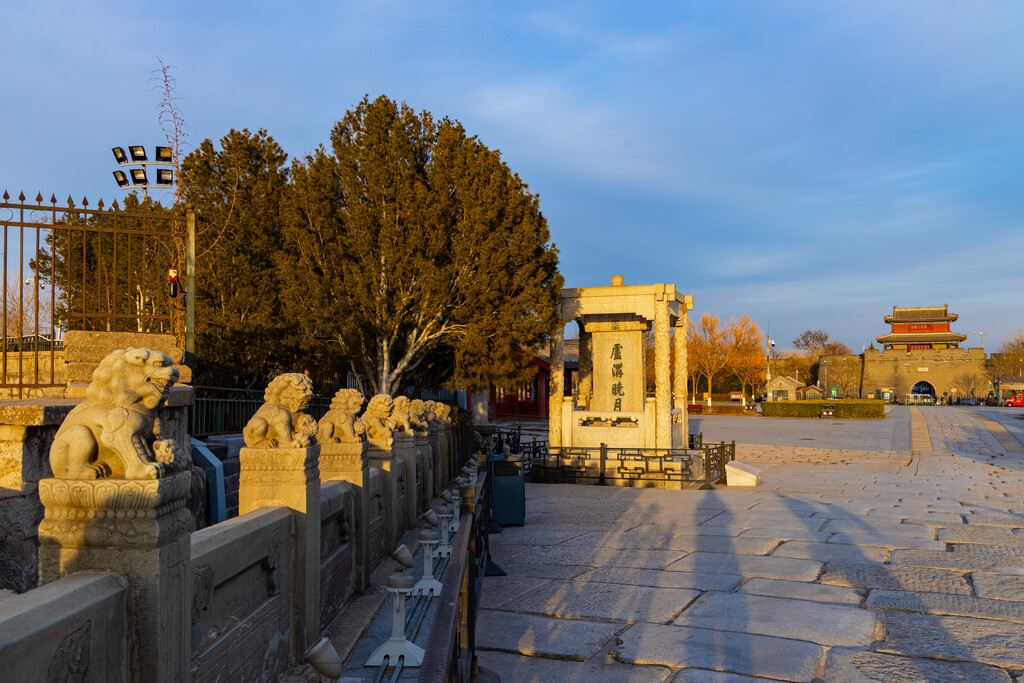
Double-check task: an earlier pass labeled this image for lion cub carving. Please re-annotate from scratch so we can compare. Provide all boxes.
[243,373,318,448]
[50,348,182,480]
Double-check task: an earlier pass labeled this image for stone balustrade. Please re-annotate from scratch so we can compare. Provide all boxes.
[0,358,471,682]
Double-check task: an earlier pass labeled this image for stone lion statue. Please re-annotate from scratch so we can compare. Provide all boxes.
[363,394,396,441]
[390,396,415,433]
[243,373,318,448]
[435,403,452,424]
[409,399,429,434]
[423,400,438,423]
[50,348,183,480]
[317,388,366,444]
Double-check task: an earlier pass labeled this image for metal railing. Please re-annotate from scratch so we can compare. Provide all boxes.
[0,191,188,395]
[521,438,735,488]
[419,464,491,682]
[190,386,332,438]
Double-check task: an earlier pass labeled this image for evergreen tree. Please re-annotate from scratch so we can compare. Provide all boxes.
[179,128,293,387]
[281,96,562,395]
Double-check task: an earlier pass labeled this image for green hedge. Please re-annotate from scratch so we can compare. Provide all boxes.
[760,400,885,419]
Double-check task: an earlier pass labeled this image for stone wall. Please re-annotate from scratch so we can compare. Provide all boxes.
[319,481,355,631]
[820,348,990,399]
[190,507,293,682]
[0,401,77,592]
[0,572,129,682]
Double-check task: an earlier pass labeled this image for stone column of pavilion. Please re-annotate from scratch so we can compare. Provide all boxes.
[239,373,322,661]
[674,308,690,440]
[548,333,565,448]
[655,290,673,449]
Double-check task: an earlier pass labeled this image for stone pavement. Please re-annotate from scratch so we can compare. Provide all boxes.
[478,406,1024,681]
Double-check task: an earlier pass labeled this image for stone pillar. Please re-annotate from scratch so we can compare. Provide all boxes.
[577,322,593,409]
[319,440,370,591]
[414,431,433,507]
[549,332,564,448]
[655,297,672,449]
[394,432,419,531]
[239,445,320,657]
[428,423,444,493]
[437,422,452,481]
[38,472,192,682]
[674,310,689,442]
[366,438,408,551]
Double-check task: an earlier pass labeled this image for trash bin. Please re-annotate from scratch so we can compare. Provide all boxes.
[490,457,525,526]
[820,403,835,418]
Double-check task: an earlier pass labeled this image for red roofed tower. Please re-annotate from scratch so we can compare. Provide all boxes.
[876,305,967,351]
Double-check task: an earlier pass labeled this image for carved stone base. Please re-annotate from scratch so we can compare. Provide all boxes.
[38,471,192,682]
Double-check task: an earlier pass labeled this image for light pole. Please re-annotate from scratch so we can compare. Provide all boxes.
[975,330,986,350]
[111,145,174,200]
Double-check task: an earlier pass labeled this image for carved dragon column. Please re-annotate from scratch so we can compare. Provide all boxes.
[674,309,689,444]
[38,347,191,682]
[549,332,564,448]
[655,295,672,449]
[239,373,321,660]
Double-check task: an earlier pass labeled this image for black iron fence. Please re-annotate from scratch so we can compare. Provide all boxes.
[0,191,189,395]
[517,438,735,488]
[190,386,332,438]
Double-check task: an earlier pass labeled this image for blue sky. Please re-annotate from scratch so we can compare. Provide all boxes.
[2,1,1023,352]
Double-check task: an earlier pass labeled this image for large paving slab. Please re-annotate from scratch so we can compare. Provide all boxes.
[664,553,822,581]
[475,609,624,660]
[825,532,945,550]
[875,609,1024,669]
[615,623,825,681]
[971,571,1024,601]
[511,544,689,569]
[819,561,972,594]
[576,566,744,592]
[477,650,674,682]
[823,646,1013,682]
[504,579,701,623]
[658,535,780,555]
[670,670,779,682]
[771,540,889,564]
[737,577,864,605]
[866,589,1024,622]
[480,575,552,609]
[672,592,878,646]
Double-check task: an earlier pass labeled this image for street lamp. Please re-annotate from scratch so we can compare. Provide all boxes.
[975,330,986,350]
[111,145,174,200]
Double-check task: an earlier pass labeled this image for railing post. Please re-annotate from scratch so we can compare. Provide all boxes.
[599,442,608,484]
[185,208,196,368]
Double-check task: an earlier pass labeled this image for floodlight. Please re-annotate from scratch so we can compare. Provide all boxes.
[129,145,147,162]
[155,169,173,185]
[130,168,148,185]
[112,147,128,164]
[155,146,172,162]
[113,170,130,188]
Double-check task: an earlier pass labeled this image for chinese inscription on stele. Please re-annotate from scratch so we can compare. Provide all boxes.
[611,343,623,411]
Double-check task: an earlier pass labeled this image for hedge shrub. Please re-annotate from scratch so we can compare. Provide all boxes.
[760,400,885,419]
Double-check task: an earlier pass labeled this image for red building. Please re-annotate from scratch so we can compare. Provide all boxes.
[875,305,967,351]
